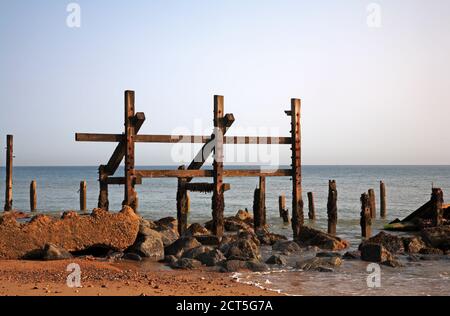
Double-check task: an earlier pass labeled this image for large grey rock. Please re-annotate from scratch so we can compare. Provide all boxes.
[266,255,287,265]
[246,260,269,272]
[130,229,164,260]
[297,226,349,251]
[123,252,142,261]
[421,226,450,251]
[360,243,394,263]
[182,246,210,259]
[171,258,203,270]
[196,249,226,267]
[185,223,210,237]
[42,243,73,260]
[402,236,426,253]
[343,251,361,260]
[220,260,248,272]
[155,217,178,231]
[295,257,342,272]
[224,217,253,232]
[138,218,158,236]
[164,237,202,258]
[359,232,405,254]
[316,252,342,258]
[156,227,179,247]
[272,240,301,253]
[194,235,220,246]
[222,238,261,261]
[256,228,287,246]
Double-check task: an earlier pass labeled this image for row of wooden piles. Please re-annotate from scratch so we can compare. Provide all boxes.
[4,133,387,240]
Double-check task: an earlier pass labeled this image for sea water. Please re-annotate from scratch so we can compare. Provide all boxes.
[1,165,449,295]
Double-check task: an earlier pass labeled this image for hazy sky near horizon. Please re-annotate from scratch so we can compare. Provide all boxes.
[1,0,450,166]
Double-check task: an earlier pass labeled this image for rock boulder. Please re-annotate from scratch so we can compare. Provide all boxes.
[0,207,140,259]
[297,227,349,251]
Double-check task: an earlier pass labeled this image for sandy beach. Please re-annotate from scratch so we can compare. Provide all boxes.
[0,259,279,296]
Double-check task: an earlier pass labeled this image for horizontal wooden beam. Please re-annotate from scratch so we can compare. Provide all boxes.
[106,176,142,185]
[76,133,123,142]
[76,133,291,145]
[182,182,231,192]
[136,169,291,178]
[135,135,210,143]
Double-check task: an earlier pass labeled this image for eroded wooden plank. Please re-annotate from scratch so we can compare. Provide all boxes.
[136,168,291,178]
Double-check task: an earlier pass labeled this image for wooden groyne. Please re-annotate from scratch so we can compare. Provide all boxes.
[75,91,303,238]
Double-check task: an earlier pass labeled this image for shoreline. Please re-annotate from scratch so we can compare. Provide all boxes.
[0,259,281,296]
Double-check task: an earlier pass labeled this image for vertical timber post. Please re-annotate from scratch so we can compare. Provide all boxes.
[380,181,386,219]
[80,180,87,212]
[259,176,266,227]
[177,166,190,236]
[98,165,109,210]
[368,188,376,219]
[287,99,303,239]
[124,90,138,212]
[253,176,266,230]
[212,95,225,237]
[278,195,286,218]
[431,188,443,227]
[360,193,372,238]
[327,180,338,235]
[4,135,13,212]
[307,192,316,220]
[30,180,37,212]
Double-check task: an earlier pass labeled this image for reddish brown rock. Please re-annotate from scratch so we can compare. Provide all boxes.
[185,223,210,237]
[296,226,349,251]
[360,243,394,263]
[359,231,405,254]
[1,211,31,220]
[0,207,140,259]
[421,226,450,251]
[402,236,426,253]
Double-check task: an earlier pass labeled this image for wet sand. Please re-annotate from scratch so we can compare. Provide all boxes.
[0,259,279,296]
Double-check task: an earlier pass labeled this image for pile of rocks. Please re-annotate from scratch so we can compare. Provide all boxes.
[358,229,450,267]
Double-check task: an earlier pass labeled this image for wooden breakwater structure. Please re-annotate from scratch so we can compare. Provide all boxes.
[75,91,303,238]
[3,90,399,240]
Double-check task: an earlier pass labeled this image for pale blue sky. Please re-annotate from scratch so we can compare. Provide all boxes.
[1,0,449,166]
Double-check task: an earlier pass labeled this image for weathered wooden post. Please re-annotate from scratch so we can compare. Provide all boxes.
[278,194,286,218]
[380,181,386,218]
[98,165,109,210]
[431,188,443,226]
[278,194,289,224]
[307,192,316,220]
[368,188,376,219]
[4,135,13,212]
[286,99,303,239]
[211,95,225,237]
[30,180,37,212]
[124,90,138,212]
[360,193,372,238]
[253,176,266,230]
[281,209,290,224]
[177,166,190,236]
[80,180,87,212]
[327,180,338,235]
